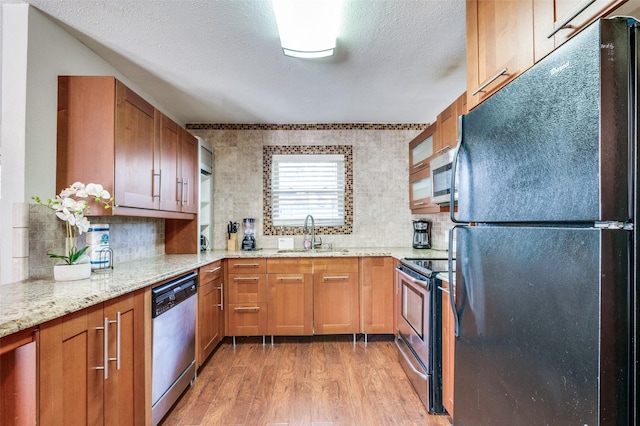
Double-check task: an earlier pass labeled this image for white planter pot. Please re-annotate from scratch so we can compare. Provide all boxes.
[54,262,91,281]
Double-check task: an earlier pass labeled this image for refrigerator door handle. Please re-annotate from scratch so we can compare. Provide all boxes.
[450,116,463,224]
[448,225,462,337]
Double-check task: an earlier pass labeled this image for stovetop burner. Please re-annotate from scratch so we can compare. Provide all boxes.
[400,258,452,278]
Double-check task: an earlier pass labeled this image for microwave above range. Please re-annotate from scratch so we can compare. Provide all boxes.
[430,149,457,205]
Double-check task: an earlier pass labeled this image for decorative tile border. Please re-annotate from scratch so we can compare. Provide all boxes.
[186,123,429,131]
[263,145,353,236]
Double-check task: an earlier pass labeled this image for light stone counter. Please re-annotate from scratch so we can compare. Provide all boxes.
[0,247,448,338]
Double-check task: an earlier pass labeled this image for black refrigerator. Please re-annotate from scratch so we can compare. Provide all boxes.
[450,18,637,425]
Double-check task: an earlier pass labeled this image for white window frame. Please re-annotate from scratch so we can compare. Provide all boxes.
[271,154,345,227]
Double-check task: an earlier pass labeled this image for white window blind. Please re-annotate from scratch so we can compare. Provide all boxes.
[272,154,345,226]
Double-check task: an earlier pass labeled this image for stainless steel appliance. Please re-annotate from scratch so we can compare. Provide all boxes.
[430,149,456,205]
[151,272,198,426]
[449,18,636,425]
[396,258,449,414]
[412,220,431,249]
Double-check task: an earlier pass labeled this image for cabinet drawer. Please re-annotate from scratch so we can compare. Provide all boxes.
[267,258,313,273]
[228,303,268,336]
[314,257,359,273]
[227,258,267,274]
[228,274,267,303]
[199,261,222,284]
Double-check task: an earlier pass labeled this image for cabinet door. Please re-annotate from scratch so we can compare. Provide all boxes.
[408,124,436,175]
[533,0,627,62]
[0,328,37,426]
[158,112,181,212]
[180,129,199,214]
[198,262,224,366]
[267,273,313,335]
[435,92,467,155]
[410,166,442,214]
[114,80,158,210]
[228,303,268,336]
[313,258,359,335]
[441,279,455,417]
[360,257,394,334]
[103,291,145,426]
[39,305,105,426]
[467,0,534,110]
[228,273,267,303]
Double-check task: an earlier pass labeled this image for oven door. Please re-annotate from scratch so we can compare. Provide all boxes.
[396,267,431,364]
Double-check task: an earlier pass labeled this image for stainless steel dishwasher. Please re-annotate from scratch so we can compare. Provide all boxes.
[151,271,198,426]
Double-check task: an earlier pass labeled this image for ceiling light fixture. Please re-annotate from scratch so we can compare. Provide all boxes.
[272,0,344,59]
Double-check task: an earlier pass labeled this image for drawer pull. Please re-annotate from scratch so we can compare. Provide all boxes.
[233,263,260,268]
[547,0,596,38]
[234,306,260,312]
[322,275,350,281]
[277,277,302,282]
[206,266,221,273]
[472,68,508,96]
[233,277,260,281]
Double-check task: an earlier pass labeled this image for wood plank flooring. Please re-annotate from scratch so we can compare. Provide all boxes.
[162,335,453,426]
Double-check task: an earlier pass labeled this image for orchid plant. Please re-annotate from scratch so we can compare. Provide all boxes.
[33,182,115,265]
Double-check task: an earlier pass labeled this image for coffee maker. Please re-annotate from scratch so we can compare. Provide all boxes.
[241,218,256,250]
[413,220,431,249]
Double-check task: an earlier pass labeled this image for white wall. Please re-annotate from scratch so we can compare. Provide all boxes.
[0,5,178,284]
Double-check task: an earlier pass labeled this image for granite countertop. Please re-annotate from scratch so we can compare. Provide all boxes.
[0,247,448,339]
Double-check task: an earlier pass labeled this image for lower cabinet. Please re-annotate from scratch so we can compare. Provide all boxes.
[313,258,360,335]
[266,258,314,335]
[440,278,455,418]
[226,258,268,336]
[0,327,37,426]
[197,260,224,367]
[39,289,146,426]
[360,257,394,335]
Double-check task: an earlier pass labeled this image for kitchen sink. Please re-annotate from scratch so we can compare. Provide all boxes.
[276,248,349,254]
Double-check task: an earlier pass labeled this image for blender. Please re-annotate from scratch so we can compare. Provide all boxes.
[241,218,256,250]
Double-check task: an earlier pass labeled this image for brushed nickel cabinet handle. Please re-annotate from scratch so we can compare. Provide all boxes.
[547,0,596,38]
[472,68,508,96]
[152,170,161,199]
[234,306,260,312]
[233,277,260,281]
[276,277,302,282]
[95,317,109,379]
[206,266,222,273]
[322,275,350,281]
[217,284,224,310]
[233,263,260,268]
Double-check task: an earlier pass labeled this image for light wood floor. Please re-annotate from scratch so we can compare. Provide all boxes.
[162,335,453,426]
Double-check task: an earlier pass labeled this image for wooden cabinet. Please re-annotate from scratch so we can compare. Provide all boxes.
[267,258,314,336]
[359,257,394,335]
[39,289,146,426]
[466,0,535,111]
[409,124,436,175]
[57,76,200,254]
[313,258,360,335]
[533,0,627,62]
[440,278,455,418]
[197,260,224,367]
[226,258,268,336]
[436,92,467,155]
[1,327,37,426]
[56,76,197,220]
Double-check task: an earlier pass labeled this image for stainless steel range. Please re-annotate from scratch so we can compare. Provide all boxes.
[395,258,449,414]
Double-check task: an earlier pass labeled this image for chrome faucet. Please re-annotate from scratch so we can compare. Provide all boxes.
[303,214,322,249]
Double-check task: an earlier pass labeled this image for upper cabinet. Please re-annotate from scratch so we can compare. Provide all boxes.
[409,124,436,175]
[466,0,535,111]
[436,92,467,155]
[533,0,628,62]
[57,76,197,220]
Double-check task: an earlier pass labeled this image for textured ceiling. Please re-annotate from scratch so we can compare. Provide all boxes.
[17,0,468,124]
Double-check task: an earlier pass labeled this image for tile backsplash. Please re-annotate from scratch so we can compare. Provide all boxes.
[187,124,454,252]
[27,204,164,279]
